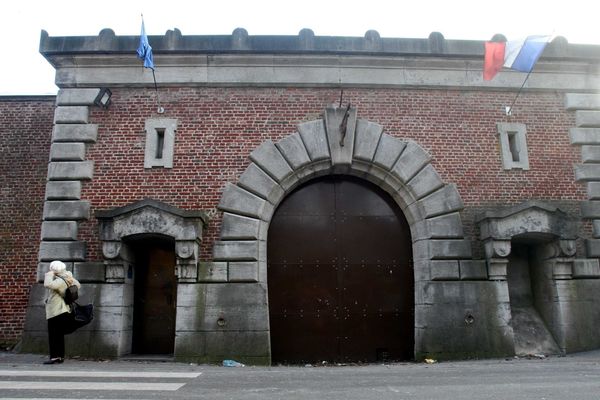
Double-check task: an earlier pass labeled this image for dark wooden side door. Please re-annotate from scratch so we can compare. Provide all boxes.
[268,176,414,364]
[132,242,177,354]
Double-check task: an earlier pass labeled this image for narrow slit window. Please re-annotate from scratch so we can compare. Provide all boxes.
[508,132,520,162]
[155,128,165,159]
[496,122,529,170]
[144,118,178,169]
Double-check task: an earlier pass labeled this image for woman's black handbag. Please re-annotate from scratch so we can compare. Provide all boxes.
[63,303,94,334]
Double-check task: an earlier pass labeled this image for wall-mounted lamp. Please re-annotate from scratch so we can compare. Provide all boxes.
[94,88,112,108]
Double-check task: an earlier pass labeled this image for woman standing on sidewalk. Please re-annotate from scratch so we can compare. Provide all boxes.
[43,260,80,364]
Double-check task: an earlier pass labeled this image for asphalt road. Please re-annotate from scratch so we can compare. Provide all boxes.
[1,351,599,399]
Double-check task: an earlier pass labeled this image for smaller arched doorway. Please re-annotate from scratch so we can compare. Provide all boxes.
[96,199,207,357]
[268,175,414,364]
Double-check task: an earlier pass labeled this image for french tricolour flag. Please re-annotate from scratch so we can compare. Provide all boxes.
[483,35,553,81]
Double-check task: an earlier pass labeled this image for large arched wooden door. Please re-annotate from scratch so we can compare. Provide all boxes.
[268,176,414,364]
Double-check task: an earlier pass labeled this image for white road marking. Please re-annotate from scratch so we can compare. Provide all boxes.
[0,370,201,378]
[0,381,185,391]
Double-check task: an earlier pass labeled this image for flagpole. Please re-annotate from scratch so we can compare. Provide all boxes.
[505,69,533,116]
[151,69,164,113]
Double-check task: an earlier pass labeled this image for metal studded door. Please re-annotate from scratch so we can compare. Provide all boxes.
[268,176,414,364]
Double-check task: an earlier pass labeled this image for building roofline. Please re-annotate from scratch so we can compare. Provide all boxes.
[39,28,600,63]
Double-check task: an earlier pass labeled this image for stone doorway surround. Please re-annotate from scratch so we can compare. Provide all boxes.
[477,200,600,353]
[96,198,207,283]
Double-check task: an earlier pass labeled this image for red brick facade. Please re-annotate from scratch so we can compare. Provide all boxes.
[79,87,586,261]
[0,97,54,345]
[0,87,589,347]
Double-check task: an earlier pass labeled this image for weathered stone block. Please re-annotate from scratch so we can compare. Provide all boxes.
[204,331,270,358]
[418,184,464,218]
[89,283,133,307]
[50,142,86,161]
[565,93,600,110]
[407,163,444,199]
[213,240,259,261]
[430,260,460,280]
[391,141,431,183]
[460,260,488,280]
[56,88,101,106]
[249,140,293,183]
[205,283,267,307]
[411,212,464,240]
[52,124,98,143]
[74,262,105,282]
[46,181,82,200]
[324,106,356,166]
[54,106,89,124]
[38,241,86,261]
[218,183,272,220]
[580,201,600,219]
[41,221,78,240]
[238,163,284,204]
[174,331,207,358]
[48,161,94,180]
[176,283,207,307]
[353,119,383,162]
[373,134,406,170]
[197,261,228,282]
[569,128,600,145]
[576,111,600,127]
[297,119,329,161]
[220,213,260,240]
[228,261,259,282]
[275,132,311,170]
[179,305,268,332]
[587,182,600,200]
[593,220,600,238]
[43,200,90,220]
[581,145,600,163]
[414,239,472,260]
[572,259,600,278]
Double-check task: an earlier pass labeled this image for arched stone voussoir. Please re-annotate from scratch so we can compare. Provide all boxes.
[297,119,329,161]
[390,140,432,184]
[406,163,444,200]
[218,182,274,220]
[353,119,384,162]
[275,132,311,170]
[217,107,468,260]
[372,134,407,171]
[407,183,464,221]
[238,162,285,205]
[249,140,293,183]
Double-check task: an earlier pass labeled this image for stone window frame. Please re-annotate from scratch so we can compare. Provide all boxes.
[144,118,177,168]
[497,122,529,170]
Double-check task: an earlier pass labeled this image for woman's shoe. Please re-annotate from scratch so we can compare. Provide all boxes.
[43,357,63,364]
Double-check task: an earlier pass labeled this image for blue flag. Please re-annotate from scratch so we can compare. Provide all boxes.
[137,20,154,70]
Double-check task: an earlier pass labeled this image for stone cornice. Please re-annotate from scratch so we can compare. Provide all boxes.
[40,29,600,90]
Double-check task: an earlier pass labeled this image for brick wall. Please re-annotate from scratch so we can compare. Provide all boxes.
[0,96,54,345]
[0,88,588,345]
[78,87,586,262]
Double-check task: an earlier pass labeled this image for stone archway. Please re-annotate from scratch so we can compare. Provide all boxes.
[212,106,471,361]
[214,106,470,282]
